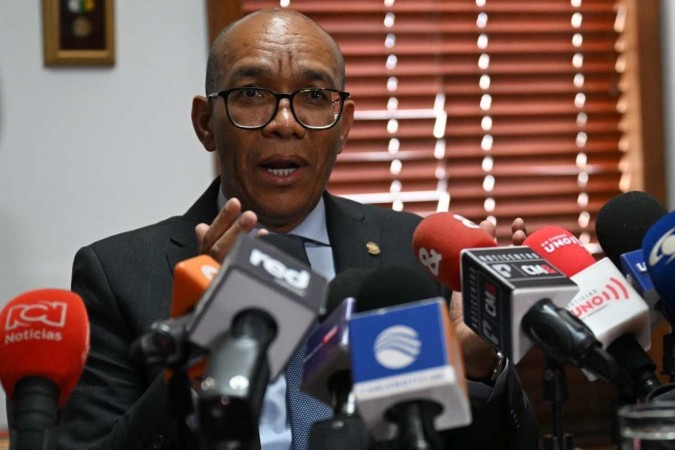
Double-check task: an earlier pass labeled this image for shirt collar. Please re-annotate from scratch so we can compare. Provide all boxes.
[217,183,330,246]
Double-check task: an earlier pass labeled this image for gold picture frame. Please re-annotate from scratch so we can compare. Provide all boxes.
[42,0,115,66]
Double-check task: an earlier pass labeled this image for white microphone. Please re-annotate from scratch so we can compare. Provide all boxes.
[526,226,658,399]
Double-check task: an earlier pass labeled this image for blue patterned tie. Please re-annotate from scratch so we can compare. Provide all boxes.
[284,234,334,450]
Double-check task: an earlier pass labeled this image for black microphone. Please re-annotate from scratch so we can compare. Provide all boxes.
[186,233,328,446]
[596,191,668,326]
[302,268,375,450]
[303,268,373,411]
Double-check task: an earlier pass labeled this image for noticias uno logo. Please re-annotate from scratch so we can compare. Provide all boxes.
[373,325,422,370]
[5,301,67,330]
[569,276,630,318]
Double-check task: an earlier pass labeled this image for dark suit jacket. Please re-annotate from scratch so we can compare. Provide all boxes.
[58,179,538,449]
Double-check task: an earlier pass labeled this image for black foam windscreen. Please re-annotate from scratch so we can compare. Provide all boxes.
[595,191,667,267]
[355,265,441,313]
[322,268,374,320]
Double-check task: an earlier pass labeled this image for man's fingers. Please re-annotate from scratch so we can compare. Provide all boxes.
[195,197,261,261]
[511,217,527,235]
[479,219,497,240]
[511,217,527,245]
[206,211,259,261]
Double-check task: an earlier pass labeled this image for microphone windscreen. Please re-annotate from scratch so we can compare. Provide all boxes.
[524,226,596,277]
[170,255,220,317]
[356,266,441,313]
[643,211,675,310]
[0,289,89,406]
[413,212,496,291]
[259,233,310,267]
[596,191,667,267]
[323,268,373,320]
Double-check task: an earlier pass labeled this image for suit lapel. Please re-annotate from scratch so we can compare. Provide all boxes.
[166,185,384,276]
[324,192,383,273]
[165,178,221,273]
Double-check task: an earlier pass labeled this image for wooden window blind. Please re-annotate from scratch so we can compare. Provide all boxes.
[218,2,663,446]
[242,0,624,248]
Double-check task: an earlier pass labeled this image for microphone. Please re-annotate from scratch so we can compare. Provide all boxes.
[348,266,471,448]
[596,191,667,326]
[643,211,675,314]
[643,211,675,383]
[413,213,581,365]
[131,255,220,369]
[0,289,89,450]
[303,268,374,450]
[596,191,668,268]
[413,212,496,292]
[170,255,221,318]
[187,233,328,444]
[302,268,373,411]
[526,226,657,399]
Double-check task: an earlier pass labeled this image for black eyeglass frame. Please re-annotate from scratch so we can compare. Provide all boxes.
[207,87,351,130]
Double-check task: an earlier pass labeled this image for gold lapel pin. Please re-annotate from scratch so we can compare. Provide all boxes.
[366,241,381,255]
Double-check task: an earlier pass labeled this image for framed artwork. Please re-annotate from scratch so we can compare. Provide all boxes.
[42,0,115,66]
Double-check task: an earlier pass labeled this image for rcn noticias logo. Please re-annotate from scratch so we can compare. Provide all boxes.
[569,277,630,318]
[374,325,422,370]
[4,301,66,344]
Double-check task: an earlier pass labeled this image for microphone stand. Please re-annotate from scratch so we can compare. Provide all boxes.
[386,400,443,450]
[198,311,275,450]
[657,302,675,382]
[541,357,575,450]
[308,371,372,450]
[131,316,202,448]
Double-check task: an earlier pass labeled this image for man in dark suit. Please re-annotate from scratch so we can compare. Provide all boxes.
[59,8,538,450]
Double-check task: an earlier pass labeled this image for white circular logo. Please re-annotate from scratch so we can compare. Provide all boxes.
[649,226,675,266]
[374,325,422,369]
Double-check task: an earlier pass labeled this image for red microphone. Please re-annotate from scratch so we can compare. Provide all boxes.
[0,289,89,450]
[523,226,596,277]
[412,212,496,291]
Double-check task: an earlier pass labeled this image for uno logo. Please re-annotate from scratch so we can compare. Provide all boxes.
[649,226,675,267]
[374,325,421,369]
[5,301,67,330]
[418,247,442,276]
[570,277,630,318]
[600,277,630,301]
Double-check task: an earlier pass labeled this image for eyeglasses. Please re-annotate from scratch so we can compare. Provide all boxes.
[207,87,350,130]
